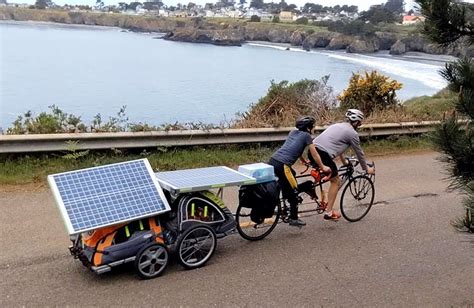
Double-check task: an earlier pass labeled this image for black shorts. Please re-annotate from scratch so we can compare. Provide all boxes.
[308,148,338,179]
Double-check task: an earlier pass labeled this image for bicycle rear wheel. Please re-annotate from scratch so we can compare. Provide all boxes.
[340,175,375,222]
[235,203,280,241]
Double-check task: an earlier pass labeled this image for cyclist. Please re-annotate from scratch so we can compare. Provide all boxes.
[269,116,331,227]
[310,109,375,221]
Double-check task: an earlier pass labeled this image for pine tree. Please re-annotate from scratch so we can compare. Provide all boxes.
[416,0,474,232]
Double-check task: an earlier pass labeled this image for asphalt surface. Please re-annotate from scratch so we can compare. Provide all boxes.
[1,152,473,306]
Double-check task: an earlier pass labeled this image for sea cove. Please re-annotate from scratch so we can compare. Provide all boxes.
[0,21,450,129]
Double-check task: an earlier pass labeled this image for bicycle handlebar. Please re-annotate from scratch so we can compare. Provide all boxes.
[344,156,375,168]
[299,158,312,174]
[300,156,375,178]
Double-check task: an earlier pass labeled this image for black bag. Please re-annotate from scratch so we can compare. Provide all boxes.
[238,181,280,224]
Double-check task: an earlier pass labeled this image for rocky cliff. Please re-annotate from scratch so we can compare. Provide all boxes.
[1,7,472,57]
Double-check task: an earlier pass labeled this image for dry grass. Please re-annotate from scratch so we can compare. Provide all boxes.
[235,87,457,128]
[234,103,454,128]
[233,78,338,128]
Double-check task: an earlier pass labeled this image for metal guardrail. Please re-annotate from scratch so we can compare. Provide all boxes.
[0,121,440,154]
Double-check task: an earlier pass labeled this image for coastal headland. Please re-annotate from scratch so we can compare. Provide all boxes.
[1,7,472,57]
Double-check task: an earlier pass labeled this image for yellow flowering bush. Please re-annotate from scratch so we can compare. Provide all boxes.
[338,71,403,115]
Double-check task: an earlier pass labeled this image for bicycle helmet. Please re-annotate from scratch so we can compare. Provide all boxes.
[295,116,316,131]
[345,109,364,122]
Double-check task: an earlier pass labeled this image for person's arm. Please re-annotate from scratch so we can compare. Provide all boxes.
[349,133,375,174]
[308,144,331,174]
[349,133,370,172]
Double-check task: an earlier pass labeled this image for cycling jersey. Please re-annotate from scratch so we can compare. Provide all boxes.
[271,130,313,165]
[313,122,368,171]
[269,129,312,220]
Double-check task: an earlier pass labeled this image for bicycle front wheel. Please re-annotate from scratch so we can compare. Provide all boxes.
[235,203,281,241]
[340,175,375,222]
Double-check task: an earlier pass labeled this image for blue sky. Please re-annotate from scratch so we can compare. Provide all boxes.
[7,0,419,11]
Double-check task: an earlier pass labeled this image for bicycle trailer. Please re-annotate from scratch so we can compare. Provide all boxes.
[49,159,276,279]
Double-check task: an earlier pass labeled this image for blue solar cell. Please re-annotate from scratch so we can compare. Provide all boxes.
[48,159,170,234]
[155,166,256,193]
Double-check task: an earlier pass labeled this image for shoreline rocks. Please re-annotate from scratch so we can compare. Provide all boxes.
[1,6,472,56]
[390,40,406,55]
[346,37,379,53]
[163,28,244,46]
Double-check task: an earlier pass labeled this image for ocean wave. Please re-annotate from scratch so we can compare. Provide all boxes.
[246,42,447,90]
[247,42,307,53]
[321,52,447,90]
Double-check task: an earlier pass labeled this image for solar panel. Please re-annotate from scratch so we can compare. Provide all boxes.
[155,166,256,193]
[48,159,170,235]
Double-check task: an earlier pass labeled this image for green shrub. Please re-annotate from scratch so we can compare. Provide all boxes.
[236,76,337,127]
[338,71,403,115]
[250,15,261,22]
[327,20,375,36]
[403,89,456,119]
[272,15,280,23]
[7,105,86,134]
[295,17,308,25]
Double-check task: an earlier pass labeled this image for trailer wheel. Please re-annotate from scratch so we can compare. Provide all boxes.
[134,243,169,279]
[177,224,217,270]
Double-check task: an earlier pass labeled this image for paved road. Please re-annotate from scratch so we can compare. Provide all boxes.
[1,152,473,306]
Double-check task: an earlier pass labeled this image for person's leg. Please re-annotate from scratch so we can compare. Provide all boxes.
[282,165,304,225]
[269,159,304,225]
[326,175,340,212]
[313,149,341,220]
[324,174,342,220]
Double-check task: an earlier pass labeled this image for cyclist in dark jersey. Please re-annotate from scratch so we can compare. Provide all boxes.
[269,116,331,227]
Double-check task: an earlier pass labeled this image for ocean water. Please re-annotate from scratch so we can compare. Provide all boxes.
[0,21,451,129]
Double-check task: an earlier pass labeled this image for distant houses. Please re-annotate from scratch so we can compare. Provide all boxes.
[0,2,356,22]
[1,2,416,25]
[279,11,295,22]
[242,8,272,20]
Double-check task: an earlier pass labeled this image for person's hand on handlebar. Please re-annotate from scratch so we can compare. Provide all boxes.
[367,166,375,175]
[321,165,331,175]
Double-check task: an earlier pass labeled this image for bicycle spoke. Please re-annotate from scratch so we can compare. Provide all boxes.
[340,175,375,222]
[235,204,280,241]
[179,228,214,267]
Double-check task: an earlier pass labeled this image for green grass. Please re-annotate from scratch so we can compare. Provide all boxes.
[361,135,432,156]
[403,89,456,119]
[375,23,420,35]
[0,145,274,186]
[0,136,433,186]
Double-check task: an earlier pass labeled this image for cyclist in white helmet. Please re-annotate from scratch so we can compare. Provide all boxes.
[308,109,375,221]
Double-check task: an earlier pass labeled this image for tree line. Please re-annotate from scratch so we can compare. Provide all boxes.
[30,0,405,21]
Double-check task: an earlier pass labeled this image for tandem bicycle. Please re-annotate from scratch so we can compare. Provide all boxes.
[234,157,376,241]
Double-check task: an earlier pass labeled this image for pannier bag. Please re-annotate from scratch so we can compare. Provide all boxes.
[238,181,280,224]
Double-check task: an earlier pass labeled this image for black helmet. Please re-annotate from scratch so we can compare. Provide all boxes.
[295,116,315,131]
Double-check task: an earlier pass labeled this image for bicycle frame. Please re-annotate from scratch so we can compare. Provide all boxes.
[234,157,376,241]
[281,157,374,219]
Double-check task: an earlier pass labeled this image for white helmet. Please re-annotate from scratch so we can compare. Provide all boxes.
[345,109,364,122]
